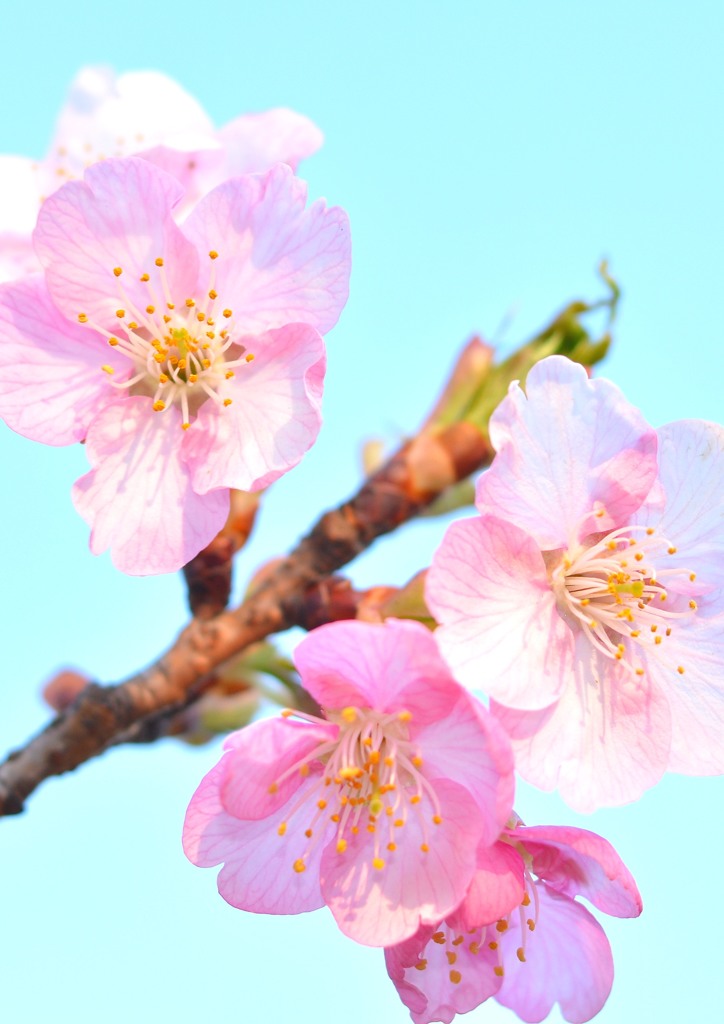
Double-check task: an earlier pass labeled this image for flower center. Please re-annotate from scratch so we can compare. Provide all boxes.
[270,705,443,875]
[77,252,253,429]
[549,521,698,678]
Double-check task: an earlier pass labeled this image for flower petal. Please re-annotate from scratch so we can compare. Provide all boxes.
[72,396,229,574]
[448,841,525,930]
[219,716,338,820]
[385,922,501,1024]
[183,757,325,915]
[634,419,724,601]
[477,356,658,547]
[217,108,324,175]
[509,825,642,918]
[182,163,351,335]
[492,637,672,811]
[0,276,117,444]
[184,323,326,494]
[427,515,574,709]
[495,883,614,1023]
[34,157,199,333]
[293,619,463,724]
[415,694,514,844]
[320,779,482,946]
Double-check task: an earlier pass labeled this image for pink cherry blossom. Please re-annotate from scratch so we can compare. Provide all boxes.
[183,619,515,947]
[0,64,323,282]
[385,816,642,1024]
[426,356,724,810]
[0,156,350,574]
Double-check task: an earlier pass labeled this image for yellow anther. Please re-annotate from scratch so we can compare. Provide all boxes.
[167,302,175,310]
[202,359,211,368]
[527,918,536,931]
[655,635,662,645]
[668,546,677,554]
[446,951,457,966]
[432,932,446,945]
[339,766,362,780]
[182,422,190,431]
[666,627,672,636]
[689,572,697,582]
[304,829,312,838]
[330,813,340,823]
[277,822,286,835]
[494,966,505,978]
[115,309,125,318]
[689,600,698,610]
[630,630,641,638]
[163,315,172,324]
[495,920,508,933]
[153,353,165,363]
[245,353,255,362]
[414,960,428,972]
[299,763,310,777]
[595,508,605,518]
[607,540,617,550]
[268,782,279,794]
[336,838,347,854]
[185,298,195,308]
[224,399,234,410]
[635,668,645,677]
[522,893,531,907]
[411,755,423,767]
[367,824,376,834]
[394,819,404,828]
[410,795,421,805]
[293,859,306,873]
[580,598,590,606]
[189,374,198,383]
[677,666,685,675]
[140,273,150,282]
[517,947,526,963]
[650,625,658,632]
[384,756,394,767]
[398,710,412,722]
[152,400,166,411]
[432,814,443,825]
[155,257,164,267]
[449,969,462,985]
[113,267,122,277]
[316,799,327,810]
[488,941,498,951]
[387,842,397,852]
[78,313,88,323]
[208,250,218,259]
[101,364,114,375]
[646,527,655,535]
[420,843,429,853]
[146,305,155,314]
[281,709,293,718]
[469,941,480,955]
[196,312,206,322]
[208,289,218,300]
[341,707,357,723]
[223,308,232,318]
[452,935,464,947]
[372,857,385,870]
[128,321,138,330]
[635,552,644,561]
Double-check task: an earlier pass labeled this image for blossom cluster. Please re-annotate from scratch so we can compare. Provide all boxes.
[1,65,723,1024]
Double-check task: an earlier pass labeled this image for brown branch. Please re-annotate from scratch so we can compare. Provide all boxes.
[0,420,492,817]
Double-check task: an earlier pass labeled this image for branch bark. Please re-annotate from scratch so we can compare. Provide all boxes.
[0,420,491,816]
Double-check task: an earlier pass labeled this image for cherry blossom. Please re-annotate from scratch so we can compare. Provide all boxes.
[183,619,515,947]
[385,817,642,1024]
[0,156,350,574]
[426,356,724,810]
[0,65,323,281]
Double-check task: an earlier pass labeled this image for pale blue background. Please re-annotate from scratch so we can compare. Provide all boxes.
[1,2,722,1023]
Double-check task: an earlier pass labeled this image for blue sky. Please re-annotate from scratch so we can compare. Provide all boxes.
[1,2,722,1022]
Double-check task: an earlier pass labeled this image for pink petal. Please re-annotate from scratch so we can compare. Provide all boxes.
[216,108,324,175]
[320,779,482,946]
[0,277,117,444]
[34,157,199,333]
[634,420,724,599]
[72,396,229,574]
[415,694,515,844]
[183,758,325,915]
[427,515,574,708]
[182,163,351,335]
[0,234,40,283]
[386,922,501,1024]
[47,66,216,181]
[508,825,642,918]
[293,619,463,724]
[495,884,614,1023]
[641,615,724,774]
[477,356,658,547]
[219,716,338,820]
[448,842,525,930]
[492,637,672,811]
[184,323,326,494]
